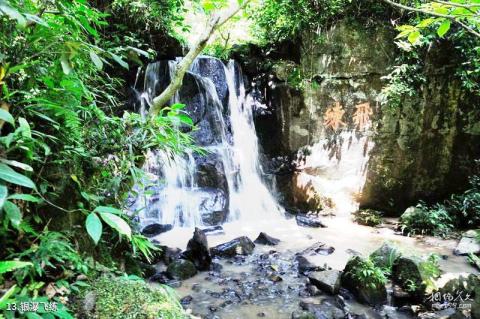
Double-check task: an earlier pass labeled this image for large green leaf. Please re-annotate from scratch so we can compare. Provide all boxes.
[99,212,131,239]
[0,260,32,274]
[3,200,21,227]
[0,109,14,126]
[0,183,7,210]
[0,284,17,310]
[0,163,35,188]
[85,213,102,245]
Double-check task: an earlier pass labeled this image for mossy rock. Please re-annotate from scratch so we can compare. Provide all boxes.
[77,276,186,319]
[392,257,428,300]
[370,242,401,271]
[341,256,387,306]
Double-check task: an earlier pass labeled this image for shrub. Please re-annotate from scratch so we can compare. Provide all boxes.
[399,204,454,238]
[350,257,387,289]
[353,209,384,227]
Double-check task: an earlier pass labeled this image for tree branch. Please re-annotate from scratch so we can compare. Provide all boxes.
[148,1,251,117]
[380,0,480,38]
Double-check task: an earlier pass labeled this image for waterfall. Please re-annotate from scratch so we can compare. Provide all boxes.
[130,57,282,229]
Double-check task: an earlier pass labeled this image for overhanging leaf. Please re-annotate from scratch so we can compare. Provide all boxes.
[437,20,451,37]
[85,213,102,245]
[0,183,7,209]
[89,50,103,70]
[94,206,123,215]
[99,212,131,239]
[3,200,22,227]
[0,109,14,126]
[0,163,35,189]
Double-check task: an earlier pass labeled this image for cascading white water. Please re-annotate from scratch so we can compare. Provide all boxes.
[131,57,282,228]
[224,61,282,221]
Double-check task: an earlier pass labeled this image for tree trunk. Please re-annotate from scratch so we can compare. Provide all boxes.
[148,3,250,117]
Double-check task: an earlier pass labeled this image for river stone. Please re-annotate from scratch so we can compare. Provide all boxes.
[392,257,428,300]
[370,242,401,270]
[454,230,480,256]
[166,259,197,280]
[254,232,280,246]
[295,255,325,274]
[141,223,173,237]
[202,225,225,235]
[308,270,342,294]
[182,227,212,271]
[341,256,387,306]
[210,236,255,257]
[296,215,327,228]
[291,310,316,319]
[299,300,345,319]
[159,246,182,265]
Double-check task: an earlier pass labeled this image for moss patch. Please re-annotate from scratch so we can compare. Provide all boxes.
[78,276,186,319]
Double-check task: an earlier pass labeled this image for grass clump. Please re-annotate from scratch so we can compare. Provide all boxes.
[82,276,186,319]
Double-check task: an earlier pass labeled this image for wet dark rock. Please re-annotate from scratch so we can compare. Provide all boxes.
[210,236,255,257]
[296,215,327,228]
[341,256,387,306]
[159,246,182,265]
[268,274,283,282]
[166,259,197,280]
[295,255,325,274]
[306,284,321,296]
[392,285,412,306]
[454,230,480,256]
[370,242,401,270]
[198,188,228,226]
[254,232,281,246]
[257,312,266,317]
[182,227,212,271]
[210,262,223,272]
[180,295,193,306]
[301,242,335,256]
[308,270,342,294]
[202,225,225,235]
[141,223,173,237]
[192,57,229,110]
[392,257,427,301]
[380,306,411,319]
[299,300,345,319]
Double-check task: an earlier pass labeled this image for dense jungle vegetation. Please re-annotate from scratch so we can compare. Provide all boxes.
[0,0,479,318]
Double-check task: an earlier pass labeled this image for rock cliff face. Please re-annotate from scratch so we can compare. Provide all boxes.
[250,20,480,215]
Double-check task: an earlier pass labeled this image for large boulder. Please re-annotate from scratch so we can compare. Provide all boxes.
[182,228,212,271]
[454,230,480,256]
[341,256,388,306]
[370,242,401,270]
[166,259,197,280]
[210,236,255,257]
[392,256,431,301]
[308,270,342,295]
[254,232,280,246]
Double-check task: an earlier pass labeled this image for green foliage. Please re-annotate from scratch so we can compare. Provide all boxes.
[399,203,454,237]
[353,209,384,227]
[402,174,480,237]
[350,257,387,289]
[251,0,350,43]
[81,276,186,319]
[0,0,194,317]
